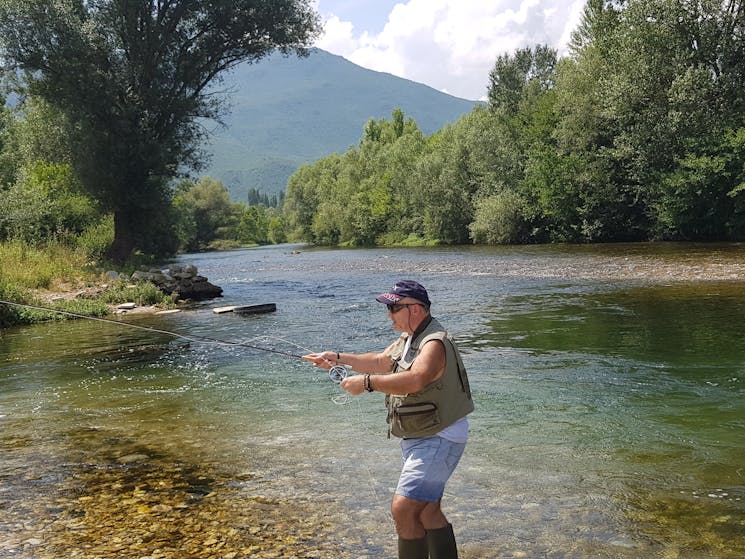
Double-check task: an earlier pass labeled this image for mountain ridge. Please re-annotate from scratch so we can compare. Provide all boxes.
[201,49,480,200]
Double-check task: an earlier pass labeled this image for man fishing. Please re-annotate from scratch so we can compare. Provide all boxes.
[303,280,474,559]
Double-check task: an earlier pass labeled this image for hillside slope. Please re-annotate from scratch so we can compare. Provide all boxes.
[201,49,479,200]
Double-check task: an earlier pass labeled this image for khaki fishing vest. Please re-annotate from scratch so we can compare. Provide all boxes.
[385,317,474,438]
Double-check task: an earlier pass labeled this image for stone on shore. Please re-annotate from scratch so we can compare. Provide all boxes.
[131,265,223,301]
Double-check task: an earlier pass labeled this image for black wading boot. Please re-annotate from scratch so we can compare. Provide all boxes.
[398,536,429,559]
[426,523,458,559]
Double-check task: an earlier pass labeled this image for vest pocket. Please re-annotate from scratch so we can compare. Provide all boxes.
[393,402,440,436]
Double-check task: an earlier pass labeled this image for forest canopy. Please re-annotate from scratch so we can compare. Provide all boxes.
[284,0,745,246]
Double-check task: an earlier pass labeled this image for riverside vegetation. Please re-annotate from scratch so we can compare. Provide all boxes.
[0,241,178,328]
[0,1,321,325]
[1,0,743,324]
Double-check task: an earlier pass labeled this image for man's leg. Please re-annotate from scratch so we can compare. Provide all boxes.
[392,497,458,559]
[421,501,458,558]
[426,522,458,559]
[394,437,465,558]
[392,494,429,559]
[397,535,429,559]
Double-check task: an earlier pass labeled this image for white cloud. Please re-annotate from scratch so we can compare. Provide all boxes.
[316,0,586,101]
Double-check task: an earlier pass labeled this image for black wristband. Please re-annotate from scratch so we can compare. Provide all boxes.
[336,351,341,363]
[365,374,374,392]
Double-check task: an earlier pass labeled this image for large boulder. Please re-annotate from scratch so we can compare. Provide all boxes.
[136,264,223,301]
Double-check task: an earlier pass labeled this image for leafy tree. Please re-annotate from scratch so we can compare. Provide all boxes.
[363,118,382,143]
[488,45,557,115]
[469,190,528,244]
[0,91,15,187]
[410,126,477,244]
[553,2,651,241]
[0,97,103,246]
[654,128,745,239]
[0,0,321,262]
[236,204,270,245]
[0,161,97,244]
[284,110,428,246]
[267,215,287,244]
[392,107,405,138]
[284,154,339,242]
[173,177,236,251]
[556,0,745,241]
[11,97,73,166]
[247,187,280,207]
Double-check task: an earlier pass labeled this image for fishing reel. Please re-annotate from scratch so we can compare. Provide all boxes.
[328,364,350,384]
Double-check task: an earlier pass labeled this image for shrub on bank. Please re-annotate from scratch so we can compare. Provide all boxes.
[97,280,176,307]
[0,241,170,327]
[0,277,31,326]
[0,240,94,289]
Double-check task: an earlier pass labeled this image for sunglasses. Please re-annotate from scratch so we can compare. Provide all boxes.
[386,303,418,313]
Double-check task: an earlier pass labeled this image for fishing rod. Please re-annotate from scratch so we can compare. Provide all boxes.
[0,299,351,385]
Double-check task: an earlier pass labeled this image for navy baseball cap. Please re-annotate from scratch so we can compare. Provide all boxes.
[376,280,431,306]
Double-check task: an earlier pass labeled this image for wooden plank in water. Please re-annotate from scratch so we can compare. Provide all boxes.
[212,305,238,314]
[233,303,277,315]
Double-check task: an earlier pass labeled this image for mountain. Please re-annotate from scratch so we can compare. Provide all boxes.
[201,49,480,201]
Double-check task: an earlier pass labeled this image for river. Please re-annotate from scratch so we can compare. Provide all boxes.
[1,243,744,558]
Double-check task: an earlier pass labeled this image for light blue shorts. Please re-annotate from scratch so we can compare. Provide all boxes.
[395,436,466,502]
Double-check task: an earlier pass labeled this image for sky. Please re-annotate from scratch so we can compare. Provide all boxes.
[313,0,587,101]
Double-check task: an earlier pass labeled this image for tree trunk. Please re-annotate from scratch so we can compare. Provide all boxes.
[106,210,136,264]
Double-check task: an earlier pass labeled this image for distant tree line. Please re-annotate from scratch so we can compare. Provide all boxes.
[247,188,284,208]
[0,96,287,258]
[173,178,286,251]
[284,0,745,246]
[1,0,743,263]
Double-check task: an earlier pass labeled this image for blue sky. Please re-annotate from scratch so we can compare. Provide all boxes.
[316,0,402,34]
[314,0,586,101]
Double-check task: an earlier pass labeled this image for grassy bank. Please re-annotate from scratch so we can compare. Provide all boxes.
[0,241,173,327]
[0,241,96,290]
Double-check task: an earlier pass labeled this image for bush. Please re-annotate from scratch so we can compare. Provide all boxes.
[53,298,109,318]
[0,161,98,245]
[0,240,92,289]
[76,214,114,260]
[0,276,31,326]
[469,191,528,244]
[98,280,175,307]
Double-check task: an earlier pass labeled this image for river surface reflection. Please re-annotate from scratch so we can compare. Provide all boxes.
[1,243,744,558]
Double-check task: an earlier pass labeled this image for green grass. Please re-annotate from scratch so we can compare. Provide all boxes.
[0,240,96,289]
[97,280,176,307]
[0,277,109,327]
[0,241,173,327]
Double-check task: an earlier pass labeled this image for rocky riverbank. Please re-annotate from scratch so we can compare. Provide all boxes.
[0,430,364,559]
[116,264,223,301]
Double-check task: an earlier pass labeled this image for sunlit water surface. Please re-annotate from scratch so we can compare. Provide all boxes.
[2,244,744,558]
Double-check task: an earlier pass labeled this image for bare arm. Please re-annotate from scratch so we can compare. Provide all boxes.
[340,339,446,396]
[302,344,396,374]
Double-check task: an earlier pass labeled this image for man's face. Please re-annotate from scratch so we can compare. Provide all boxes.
[386,298,420,332]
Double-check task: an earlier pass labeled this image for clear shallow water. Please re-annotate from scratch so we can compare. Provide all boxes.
[1,244,745,558]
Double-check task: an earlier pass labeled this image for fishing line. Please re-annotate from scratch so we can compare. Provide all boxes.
[268,334,351,386]
[2,299,388,517]
[0,299,353,398]
[0,299,306,358]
